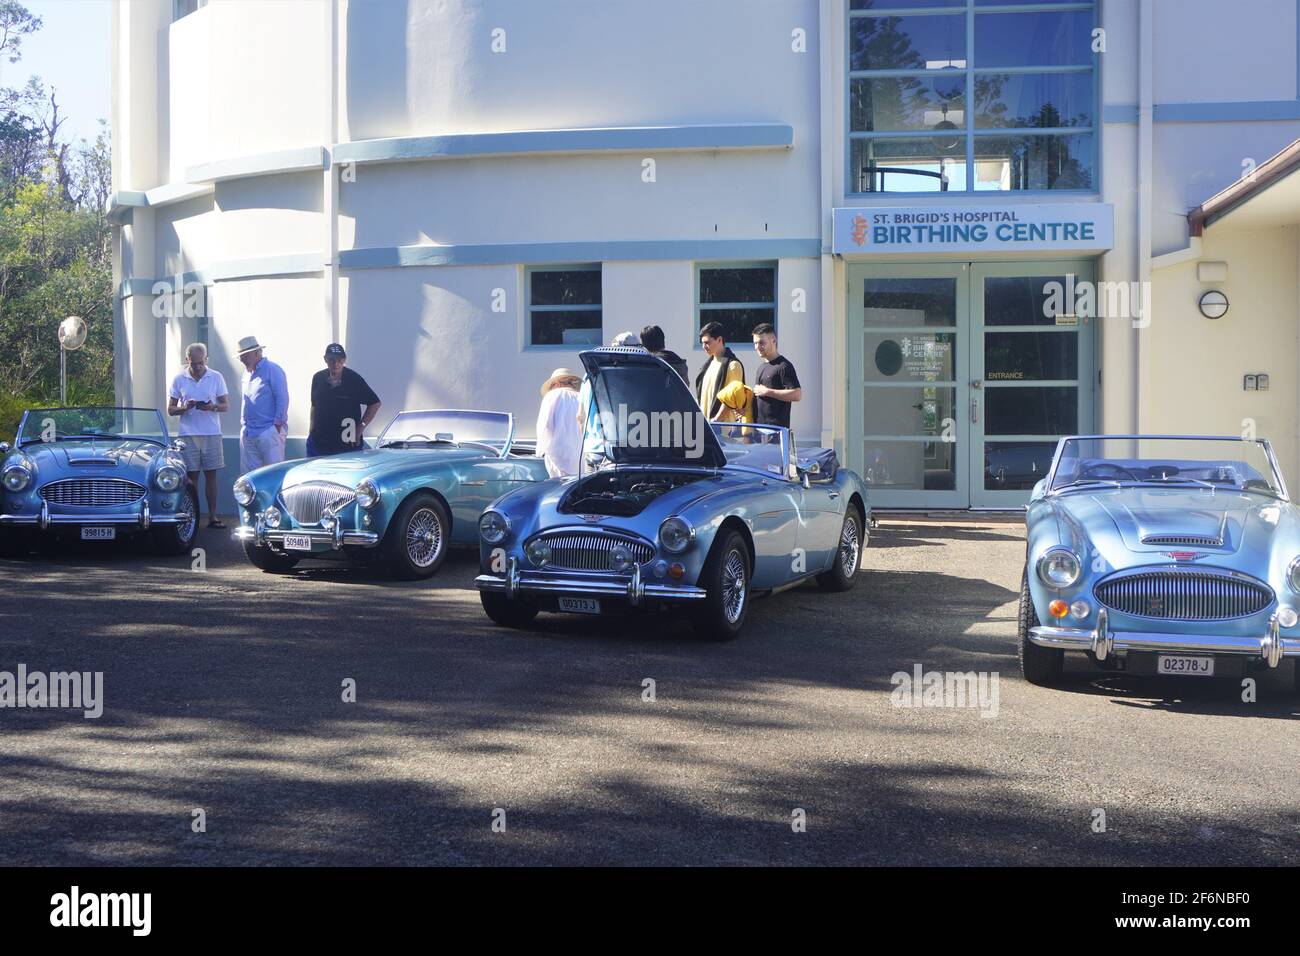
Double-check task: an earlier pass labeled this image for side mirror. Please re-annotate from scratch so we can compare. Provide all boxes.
[1030,478,1047,500]
[170,439,187,453]
[0,441,9,454]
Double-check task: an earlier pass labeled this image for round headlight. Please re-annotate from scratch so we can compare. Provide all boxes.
[609,543,634,572]
[1038,548,1081,588]
[1287,557,1300,594]
[1279,605,1298,628]
[355,478,379,509]
[479,510,509,544]
[658,517,694,554]
[264,507,281,529]
[525,539,551,567]
[155,465,183,492]
[233,477,255,507]
[2,463,32,492]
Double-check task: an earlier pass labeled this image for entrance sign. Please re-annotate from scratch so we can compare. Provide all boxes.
[833,204,1114,255]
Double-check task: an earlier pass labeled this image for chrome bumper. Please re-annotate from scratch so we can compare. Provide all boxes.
[1030,608,1300,668]
[1,500,164,529]
[476,559,707,606]
[232,522,379,551]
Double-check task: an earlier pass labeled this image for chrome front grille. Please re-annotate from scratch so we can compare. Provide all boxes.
[1095,570,1273,621]
[540,530,656,572]
[40,478,145,507]
[1141,534,1222,547]
[281,481,355,525]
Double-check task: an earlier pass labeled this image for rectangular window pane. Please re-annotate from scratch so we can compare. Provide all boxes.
[863,277,957,326]
[985,331,1078,381]
[975,11,1094,68]
[698,307,775,345]
[851,136,967,193]
[853,0,964,8]
[850,14,967,71]
[984,441,1056,491]
[530,268,601,306]
[530,309,602,347]
[851,75,966,133]
[972,133,1093,190]
[984,386,1077,435]
[865,384,957,436]
[866,332,956,382]
[984,275,1071,327]
[974,72,1093,129]
[863,439,957,491]
[699,266,775,304]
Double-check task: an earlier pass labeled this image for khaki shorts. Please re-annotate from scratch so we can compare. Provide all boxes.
[180,434,225,472]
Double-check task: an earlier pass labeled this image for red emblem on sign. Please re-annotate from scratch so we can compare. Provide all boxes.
[850,214,869,247]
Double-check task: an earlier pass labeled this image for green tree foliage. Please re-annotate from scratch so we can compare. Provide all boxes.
[0,3,111,436]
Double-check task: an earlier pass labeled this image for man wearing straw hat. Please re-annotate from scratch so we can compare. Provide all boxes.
[535,368,582,478]
[235,335,290,473]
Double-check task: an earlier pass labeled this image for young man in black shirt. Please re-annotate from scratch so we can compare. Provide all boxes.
[750,322,802,429]
[307,343,382,456]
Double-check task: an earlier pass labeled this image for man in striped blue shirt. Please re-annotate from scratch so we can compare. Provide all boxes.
[236,335,290,472]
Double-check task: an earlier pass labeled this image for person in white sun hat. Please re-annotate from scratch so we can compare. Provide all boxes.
[535,368,582,478]
[236,335,289,472]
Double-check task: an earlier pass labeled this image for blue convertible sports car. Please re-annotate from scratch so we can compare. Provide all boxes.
[1022,435,1300,691]
[475,347,871,640]
[0,406,198,557]
[233,409,549,578]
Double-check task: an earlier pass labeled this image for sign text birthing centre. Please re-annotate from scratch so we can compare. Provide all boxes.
[832,203,1114,255]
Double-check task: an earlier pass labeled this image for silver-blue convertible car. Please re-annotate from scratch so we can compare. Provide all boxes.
[0,406,197,556]
[1022,435,1300,691]
[233,409,548,578]
[475,348,871,640]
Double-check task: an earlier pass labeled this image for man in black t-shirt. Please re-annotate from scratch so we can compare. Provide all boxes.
[750,323,802,429]
[307,343,382,456]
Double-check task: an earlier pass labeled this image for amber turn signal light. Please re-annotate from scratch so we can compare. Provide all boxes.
[1049,599,1069,618]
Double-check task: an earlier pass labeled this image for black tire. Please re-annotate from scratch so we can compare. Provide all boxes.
[383,493,450,580]
[242,537,300,574]
[151,486,199,556]
[480,591,539,628]
[1019,568,1064,686]
[817,507,864,592]
[690,530,752,641]
[0,529,32,558]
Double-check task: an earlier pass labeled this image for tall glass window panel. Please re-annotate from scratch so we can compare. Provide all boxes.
[972,133,1093,191]
[974,73,1092,130]
[850,14,967,71]
[974,10,1095,67]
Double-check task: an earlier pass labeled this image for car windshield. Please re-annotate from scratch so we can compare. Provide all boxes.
[713,423,795,479]
[17,407,168,445]
[1049,437,1285,498]
[377,410,512,453]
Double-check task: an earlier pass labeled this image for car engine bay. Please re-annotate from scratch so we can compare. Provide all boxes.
[560,470,712,517]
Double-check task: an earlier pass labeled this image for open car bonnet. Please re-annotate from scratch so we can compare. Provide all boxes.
[578,348,726,469]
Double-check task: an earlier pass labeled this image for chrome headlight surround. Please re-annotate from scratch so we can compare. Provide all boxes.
[155,465,183,492]
[233,476,256,507]
[264,507,282,529]
[2,460,33,493]
[479,510,510,544]
[658,516,695,554]
[1037,547,1082,588]
[525,538,551,568]
[1287,556,1300,594]
[355,478,380,509]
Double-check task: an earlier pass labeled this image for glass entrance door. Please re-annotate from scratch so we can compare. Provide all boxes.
[847,260,1095,509]
[969,261,1095,508]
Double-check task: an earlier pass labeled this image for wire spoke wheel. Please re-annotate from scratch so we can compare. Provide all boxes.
[176,491,197,544]
[405,507,443,567]
[720,549,747,624]
[839,515,860,578]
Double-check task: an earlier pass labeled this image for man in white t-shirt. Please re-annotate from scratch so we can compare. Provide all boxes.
[167,343,230,530]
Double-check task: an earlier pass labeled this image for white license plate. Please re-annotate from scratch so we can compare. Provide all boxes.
[282,535,314,551]
[558,597,601,615]
[1157,655,1215,676]
[80,527,116,541]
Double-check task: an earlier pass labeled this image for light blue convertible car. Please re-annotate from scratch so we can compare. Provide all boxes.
[1022,435,1300,691]
[233,410,548,578]
[0,406,197,556]
[475,348,871,640]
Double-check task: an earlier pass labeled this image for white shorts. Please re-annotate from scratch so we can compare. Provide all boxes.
[241,427,287,472]
[179,434,225,472]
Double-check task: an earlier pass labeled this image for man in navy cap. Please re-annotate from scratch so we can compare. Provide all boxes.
[307,343,382,456]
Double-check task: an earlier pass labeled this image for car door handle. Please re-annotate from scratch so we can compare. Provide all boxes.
[827,491,839,499]
[462,480,486,486]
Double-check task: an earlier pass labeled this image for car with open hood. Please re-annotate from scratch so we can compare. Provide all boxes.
[232,409,548,578]
[474,347,871,640]
[0,406,197,556]
[1021,435,1300,690]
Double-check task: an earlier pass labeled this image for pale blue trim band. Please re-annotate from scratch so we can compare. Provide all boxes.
[186,146,330,184]
[117,254,323,299]
[1105,101,1300,124]
[333,124,795,166]
[339,239,821,270]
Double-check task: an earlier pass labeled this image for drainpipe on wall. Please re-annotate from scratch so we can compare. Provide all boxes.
[1136,0,1154,433]
[324,0,340,345]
